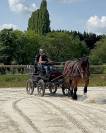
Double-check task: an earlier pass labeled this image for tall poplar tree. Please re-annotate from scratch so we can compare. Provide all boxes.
[28,0,50,35]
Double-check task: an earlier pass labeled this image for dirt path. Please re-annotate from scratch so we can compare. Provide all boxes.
[0,87,106,133]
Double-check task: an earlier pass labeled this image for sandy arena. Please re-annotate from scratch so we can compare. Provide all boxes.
[0,87,106,133]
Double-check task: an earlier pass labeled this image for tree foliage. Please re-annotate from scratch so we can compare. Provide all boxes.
[41,32,89,61]
[0,29,90,64]
[28,0,50,35]
[0,29,41,64]
[0,29,18,64]
[90,37,106,64]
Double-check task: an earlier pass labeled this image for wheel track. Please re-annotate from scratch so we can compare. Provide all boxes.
[57,98,106,130]
[65,97,106,114]
[28,97,75,130]
[13,97,42,133]
[2,88,106,133]
[0,111,23,133]
[37,97,90,133]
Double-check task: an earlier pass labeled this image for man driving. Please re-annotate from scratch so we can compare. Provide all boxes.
[37,49,48,64]
[37,49,51,75]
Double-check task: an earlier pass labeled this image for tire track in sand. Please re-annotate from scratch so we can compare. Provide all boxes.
[28,97,76,130]
[56,98,106,131]
[0,111,23,133]
[13,98,42,133]
[36,97,90,133]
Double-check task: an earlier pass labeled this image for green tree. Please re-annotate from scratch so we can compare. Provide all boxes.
[90,37,106,65]
[28,0,50,35]
[0,29,41,65]
[0,29,18,64]
[41,32,88,62]
[15,31,41,64]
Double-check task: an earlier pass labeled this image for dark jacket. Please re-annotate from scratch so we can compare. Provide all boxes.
[36,54,48,63]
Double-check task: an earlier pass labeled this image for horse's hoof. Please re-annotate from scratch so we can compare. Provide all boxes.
[68,92,73,97]
[72,95,77,100]
[71,92,73,97]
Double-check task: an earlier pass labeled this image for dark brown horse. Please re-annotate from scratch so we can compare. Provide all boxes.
[63,57,90,100]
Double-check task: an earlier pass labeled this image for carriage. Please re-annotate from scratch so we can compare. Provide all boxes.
[26,57,90,100]
[26,63,69,96]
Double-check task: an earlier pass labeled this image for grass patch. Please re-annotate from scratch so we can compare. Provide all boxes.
[89,74,106,86]
[0,74,29,88]
[0,74,106,88]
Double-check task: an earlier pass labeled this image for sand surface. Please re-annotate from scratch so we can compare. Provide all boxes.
[0,87,106,133]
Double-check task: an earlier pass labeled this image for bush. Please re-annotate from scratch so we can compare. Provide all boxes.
[90,65,104,74]
[41,32,88,62]
[90,37,106,65]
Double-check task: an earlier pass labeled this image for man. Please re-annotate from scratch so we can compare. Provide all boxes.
[37,49,48,64]
[36,49,51,75]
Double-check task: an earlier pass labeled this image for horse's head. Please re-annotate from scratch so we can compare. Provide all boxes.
[79,57,90,79]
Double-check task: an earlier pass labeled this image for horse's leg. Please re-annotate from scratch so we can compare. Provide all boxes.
[73,88,77,100]
[70,86,73,96]
[69,80,73,96]
[84,79,89,95]
[72,80,78,100]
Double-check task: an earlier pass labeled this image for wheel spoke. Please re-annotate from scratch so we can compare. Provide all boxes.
[26,79,34,95]
[37,80,45,96]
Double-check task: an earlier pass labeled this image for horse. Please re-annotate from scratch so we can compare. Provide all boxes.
[63,57,90,100]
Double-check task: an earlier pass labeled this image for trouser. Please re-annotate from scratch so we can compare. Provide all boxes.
[38,64,52,75]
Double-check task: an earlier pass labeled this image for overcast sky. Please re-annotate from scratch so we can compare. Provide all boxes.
[0,0,106,34]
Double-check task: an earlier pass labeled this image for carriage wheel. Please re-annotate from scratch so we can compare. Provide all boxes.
[26,79,34,95]
[49,83,57,94]
[37,79,45,97]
